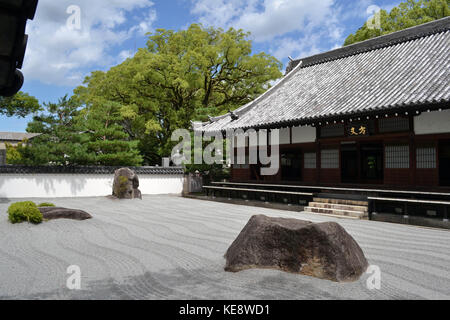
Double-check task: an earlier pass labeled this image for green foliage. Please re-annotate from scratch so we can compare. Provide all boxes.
[13,95,143,166]
[8,201,43,224]
[344,0,450,45]
[74,24,282,165]
[77,101,143,166]
[183,132,230,182]
[5,142,25,164]
[0,91,41,117]
[37,203,55,207]
[185,163,230,184]
[18,95,89,165]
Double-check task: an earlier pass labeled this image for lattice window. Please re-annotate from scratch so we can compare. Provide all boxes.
[304,152,317,169]
[320,124,345,138]
[416,147,436,169]
[379,117,410,133]
[321,149,339,169]
[385,145,410,169]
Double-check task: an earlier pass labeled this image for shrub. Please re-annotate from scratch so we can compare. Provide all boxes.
[38,202,55,207]
[8,201,43,224]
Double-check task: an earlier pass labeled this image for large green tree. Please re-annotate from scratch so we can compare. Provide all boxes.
[75,24,282,165]
[344,0,450,45]
[0,91,41,117]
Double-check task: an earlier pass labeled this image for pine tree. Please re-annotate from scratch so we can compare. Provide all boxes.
[79,101,143,166]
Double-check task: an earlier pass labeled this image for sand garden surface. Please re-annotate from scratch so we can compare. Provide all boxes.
[0,195,449,300]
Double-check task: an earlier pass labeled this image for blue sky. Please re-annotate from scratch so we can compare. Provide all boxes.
[1,0,401,132]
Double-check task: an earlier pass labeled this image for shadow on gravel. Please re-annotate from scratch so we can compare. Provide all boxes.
[0,266,423,300]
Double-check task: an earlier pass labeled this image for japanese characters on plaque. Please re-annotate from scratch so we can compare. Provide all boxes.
[348,123,369,137]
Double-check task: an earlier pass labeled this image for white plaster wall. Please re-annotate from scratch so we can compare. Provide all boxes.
[233,133,248,148]
[414,109,450,135]
[292,126,316,144]
[0,174,184,198]
[279,128,290,145]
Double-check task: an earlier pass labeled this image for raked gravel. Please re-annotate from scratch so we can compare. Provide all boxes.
[0,195,449,300]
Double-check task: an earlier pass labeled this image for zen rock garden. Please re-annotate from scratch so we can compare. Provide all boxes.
[6,167,143,225]
[225,215,369,282]
[112,168,142,199]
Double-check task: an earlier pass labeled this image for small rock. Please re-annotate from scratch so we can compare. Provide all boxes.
[38,207,92,221]
[225,215,368,282]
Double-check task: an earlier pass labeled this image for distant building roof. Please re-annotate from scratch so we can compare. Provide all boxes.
[199,17,450,132]
[0,132,41,141]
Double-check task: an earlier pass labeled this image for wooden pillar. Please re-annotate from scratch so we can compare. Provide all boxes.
[409,115,416,186]
[357,141,362,183]
[316,141,321,184]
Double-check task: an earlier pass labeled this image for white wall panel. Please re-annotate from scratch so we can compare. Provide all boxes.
[0,174,184,198]
[414,110,450,135]
[292,126,316,144]
[279,128,291,145]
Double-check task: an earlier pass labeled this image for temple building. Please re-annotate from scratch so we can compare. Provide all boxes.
[197,17,450,191]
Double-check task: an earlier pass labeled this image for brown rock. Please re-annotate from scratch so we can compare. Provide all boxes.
[112,168,142,199]
[38,207,92,221]
[225,215,368,282]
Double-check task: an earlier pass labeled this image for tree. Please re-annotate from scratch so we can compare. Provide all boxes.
[0,91,41,117]
[75,24,282,165]
[21,95,90,165]
[78,100,143,166]
[5,142,25,164]
[344,0,450,46]
[17,95,143,166]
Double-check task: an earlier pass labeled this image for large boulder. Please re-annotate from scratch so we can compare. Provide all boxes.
[112,168,142,199]
[38,207,92,221]
[225,215,368,282]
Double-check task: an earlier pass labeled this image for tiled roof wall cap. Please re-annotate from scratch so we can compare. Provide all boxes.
[0,166,185,175]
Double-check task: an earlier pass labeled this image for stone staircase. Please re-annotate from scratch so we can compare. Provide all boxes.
[304,198,369,220]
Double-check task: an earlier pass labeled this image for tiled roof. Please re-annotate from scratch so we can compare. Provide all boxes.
[200,17,450,132]
[0,132,41,141]
[0,166,184,175]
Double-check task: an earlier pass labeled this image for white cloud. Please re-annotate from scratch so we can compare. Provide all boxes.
[190,0,399,68]
[191,0,335,42]
[190,0,346,67]
[270,35,322,61]
[23,0,157,86]
[118,50,134,62]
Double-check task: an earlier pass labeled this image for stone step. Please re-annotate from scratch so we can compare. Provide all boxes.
[304,206,368,219]
[303,210,361,220]
[313,198,368,207]
[308,202,368,213]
